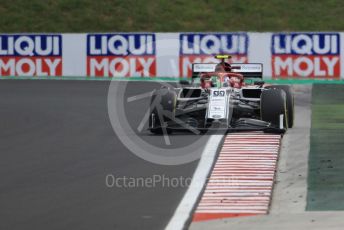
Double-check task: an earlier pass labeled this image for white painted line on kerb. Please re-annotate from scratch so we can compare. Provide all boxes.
[164,133,224,230]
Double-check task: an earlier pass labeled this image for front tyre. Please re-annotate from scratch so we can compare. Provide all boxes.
[149,88,176,134]
[266,85,294,128]
[260,88,288,129]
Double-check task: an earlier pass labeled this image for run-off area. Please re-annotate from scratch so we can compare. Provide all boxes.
[307,84,344,210]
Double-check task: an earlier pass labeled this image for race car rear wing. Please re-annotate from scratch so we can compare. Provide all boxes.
[192,63,263,78]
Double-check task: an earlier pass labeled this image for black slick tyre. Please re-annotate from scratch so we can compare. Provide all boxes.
[260,88,288,129]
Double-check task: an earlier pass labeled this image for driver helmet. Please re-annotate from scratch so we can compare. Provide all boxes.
[215,62,231,72]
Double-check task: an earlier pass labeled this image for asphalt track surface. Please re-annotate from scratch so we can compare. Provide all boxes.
[0,80,210,230]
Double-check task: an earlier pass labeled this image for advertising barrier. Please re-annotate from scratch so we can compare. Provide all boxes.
[86,33,156,77]
[271,33,340,78]
[0,34,62,76]
[0,32,343,79]
[179,33,248,77]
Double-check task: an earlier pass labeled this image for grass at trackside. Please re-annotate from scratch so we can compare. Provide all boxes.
[0,0,343,32]
[307,85,344,211]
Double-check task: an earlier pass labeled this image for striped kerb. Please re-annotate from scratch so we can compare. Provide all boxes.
[192,132,281,222]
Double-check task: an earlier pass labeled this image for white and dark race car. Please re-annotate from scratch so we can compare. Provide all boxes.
[148,55,294,134]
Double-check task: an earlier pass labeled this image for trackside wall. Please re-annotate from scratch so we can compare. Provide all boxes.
[0,32,343,79]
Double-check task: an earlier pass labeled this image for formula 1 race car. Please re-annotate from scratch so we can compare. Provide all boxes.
[148,55,294,134]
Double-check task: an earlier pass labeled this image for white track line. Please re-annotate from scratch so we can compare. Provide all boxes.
[164,133,225,230]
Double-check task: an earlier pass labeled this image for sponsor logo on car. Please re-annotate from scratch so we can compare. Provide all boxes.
[213,90,225,97]
[87,34,156,77]
[179,33,249,77]
[0,35,62,76]
[272,33,340,78]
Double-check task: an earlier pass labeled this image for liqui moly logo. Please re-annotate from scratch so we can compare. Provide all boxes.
[179,33,248,77]
[87,34,156,77]
[0,35,62,76]
[272,33,340,78]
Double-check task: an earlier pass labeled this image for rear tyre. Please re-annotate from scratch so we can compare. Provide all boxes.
[260,89,288,129]
[149,88,176,134]
[266,85,294,128]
